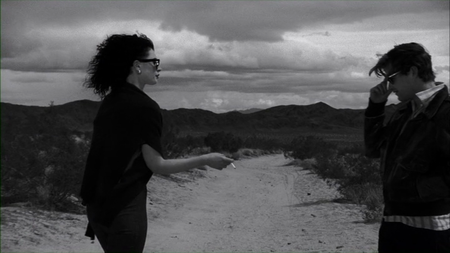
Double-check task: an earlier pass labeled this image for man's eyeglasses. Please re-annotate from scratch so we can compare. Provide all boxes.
[386,71,400,85]
[137,58,160,68]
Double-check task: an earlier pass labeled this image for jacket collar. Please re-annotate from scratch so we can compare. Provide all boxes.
[396,85,449,119]
[423,85,449,119]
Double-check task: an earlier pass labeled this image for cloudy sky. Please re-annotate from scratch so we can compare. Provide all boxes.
[1,0,449,112]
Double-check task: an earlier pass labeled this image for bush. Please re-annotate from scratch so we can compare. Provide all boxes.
[161,124,205,158]
[242,134,284,151]
[337,142,365,156]
[338,154,381,188]
[236,148,272,158]
[42,139,89,212]
[312,154,347,180]
[339,182,383,222]
[1,106,89,213]
[286,135,337,160]
[204,131,243,153]
[287,137,383,223]
[1,126,89,213]
[313,152,382,223]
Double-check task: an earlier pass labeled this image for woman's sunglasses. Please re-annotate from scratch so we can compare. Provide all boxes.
[137,58,160,68]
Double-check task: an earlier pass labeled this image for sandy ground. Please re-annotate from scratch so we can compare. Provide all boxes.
[1,154,379,252]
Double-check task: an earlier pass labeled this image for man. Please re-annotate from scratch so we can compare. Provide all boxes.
[365,42,450,252]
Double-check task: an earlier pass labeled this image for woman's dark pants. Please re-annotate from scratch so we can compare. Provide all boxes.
[87,189,148,253]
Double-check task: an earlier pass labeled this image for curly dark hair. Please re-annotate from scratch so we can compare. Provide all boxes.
[369,42,436,83]
[84,33,155,98]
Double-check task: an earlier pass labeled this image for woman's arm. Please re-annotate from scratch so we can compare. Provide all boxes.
[142,144,234,175]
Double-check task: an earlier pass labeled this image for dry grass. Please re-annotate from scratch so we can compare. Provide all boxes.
[339,183,383,223]
[289,147,383,223]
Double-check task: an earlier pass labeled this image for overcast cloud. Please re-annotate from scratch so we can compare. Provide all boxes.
[1,0,449,112]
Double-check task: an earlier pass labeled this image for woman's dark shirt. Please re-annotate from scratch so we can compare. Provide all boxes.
[80,82,163,238]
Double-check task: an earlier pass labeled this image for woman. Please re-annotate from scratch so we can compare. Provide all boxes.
[80,33,233,253]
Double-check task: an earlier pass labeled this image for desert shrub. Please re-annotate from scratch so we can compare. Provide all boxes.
[1,106,90,213]
[339,182,383,222]
[288,137,383,223]
[223,134,243,153]
[204,131,243,153]
[1,125,89,213]
[287,135,337,160]
[284,158,316,170]
[44,138,89,212]
[336,154,382,222]
[312,154,345,180]
[242,135,284,151]
[188,146,211,156]
[236,148,273,158]
[1,135,44,204]
[337,142,365,156]
[361,185,384,222]
[337,154,381,187]
[161,124,205,158]
[313,152,382,223]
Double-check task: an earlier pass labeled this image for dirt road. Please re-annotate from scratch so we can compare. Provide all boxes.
[146,154,379,252]
[1,154,379,252]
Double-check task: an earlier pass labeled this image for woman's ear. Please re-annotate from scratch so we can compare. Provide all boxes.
[132,60,141,68]
[132,60,141,74]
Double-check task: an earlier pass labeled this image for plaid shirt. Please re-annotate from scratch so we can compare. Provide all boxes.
[383,84,450,231]
[384,214,450,231]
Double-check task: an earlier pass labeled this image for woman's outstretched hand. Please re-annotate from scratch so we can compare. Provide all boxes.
[204,153,234,170]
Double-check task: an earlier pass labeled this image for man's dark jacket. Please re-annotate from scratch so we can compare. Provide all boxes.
[365,85,450,216]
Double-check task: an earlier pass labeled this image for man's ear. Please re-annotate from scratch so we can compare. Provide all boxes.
[409,66,419,78]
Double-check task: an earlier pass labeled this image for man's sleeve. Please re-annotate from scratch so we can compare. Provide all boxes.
[364,99,388,158]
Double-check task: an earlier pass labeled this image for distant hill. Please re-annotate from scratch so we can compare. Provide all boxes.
[1,100,100,136]
[1,100,400,144]
[160,101,365,142]
[236,108,262,114]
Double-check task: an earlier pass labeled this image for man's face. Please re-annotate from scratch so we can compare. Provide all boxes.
[384,66,415,102]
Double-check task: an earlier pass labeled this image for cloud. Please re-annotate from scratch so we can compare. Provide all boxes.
[10,75,53,84]
[3,1,448,41]
[2,1,448,73]
[435,65,450,73]
[1,1,448,112]
[152,1,449,42]
[302,31,331,38]
[1,70,97,106]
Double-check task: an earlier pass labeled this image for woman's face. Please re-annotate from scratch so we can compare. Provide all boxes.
[138,49,160,86]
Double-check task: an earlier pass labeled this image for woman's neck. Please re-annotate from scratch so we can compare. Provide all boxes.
[126,75,144,90]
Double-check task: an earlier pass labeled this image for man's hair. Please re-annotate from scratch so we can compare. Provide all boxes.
[369,42,435,82]
[84,33,155,98]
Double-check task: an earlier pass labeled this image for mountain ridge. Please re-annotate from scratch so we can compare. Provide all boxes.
[1,100,396,144]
